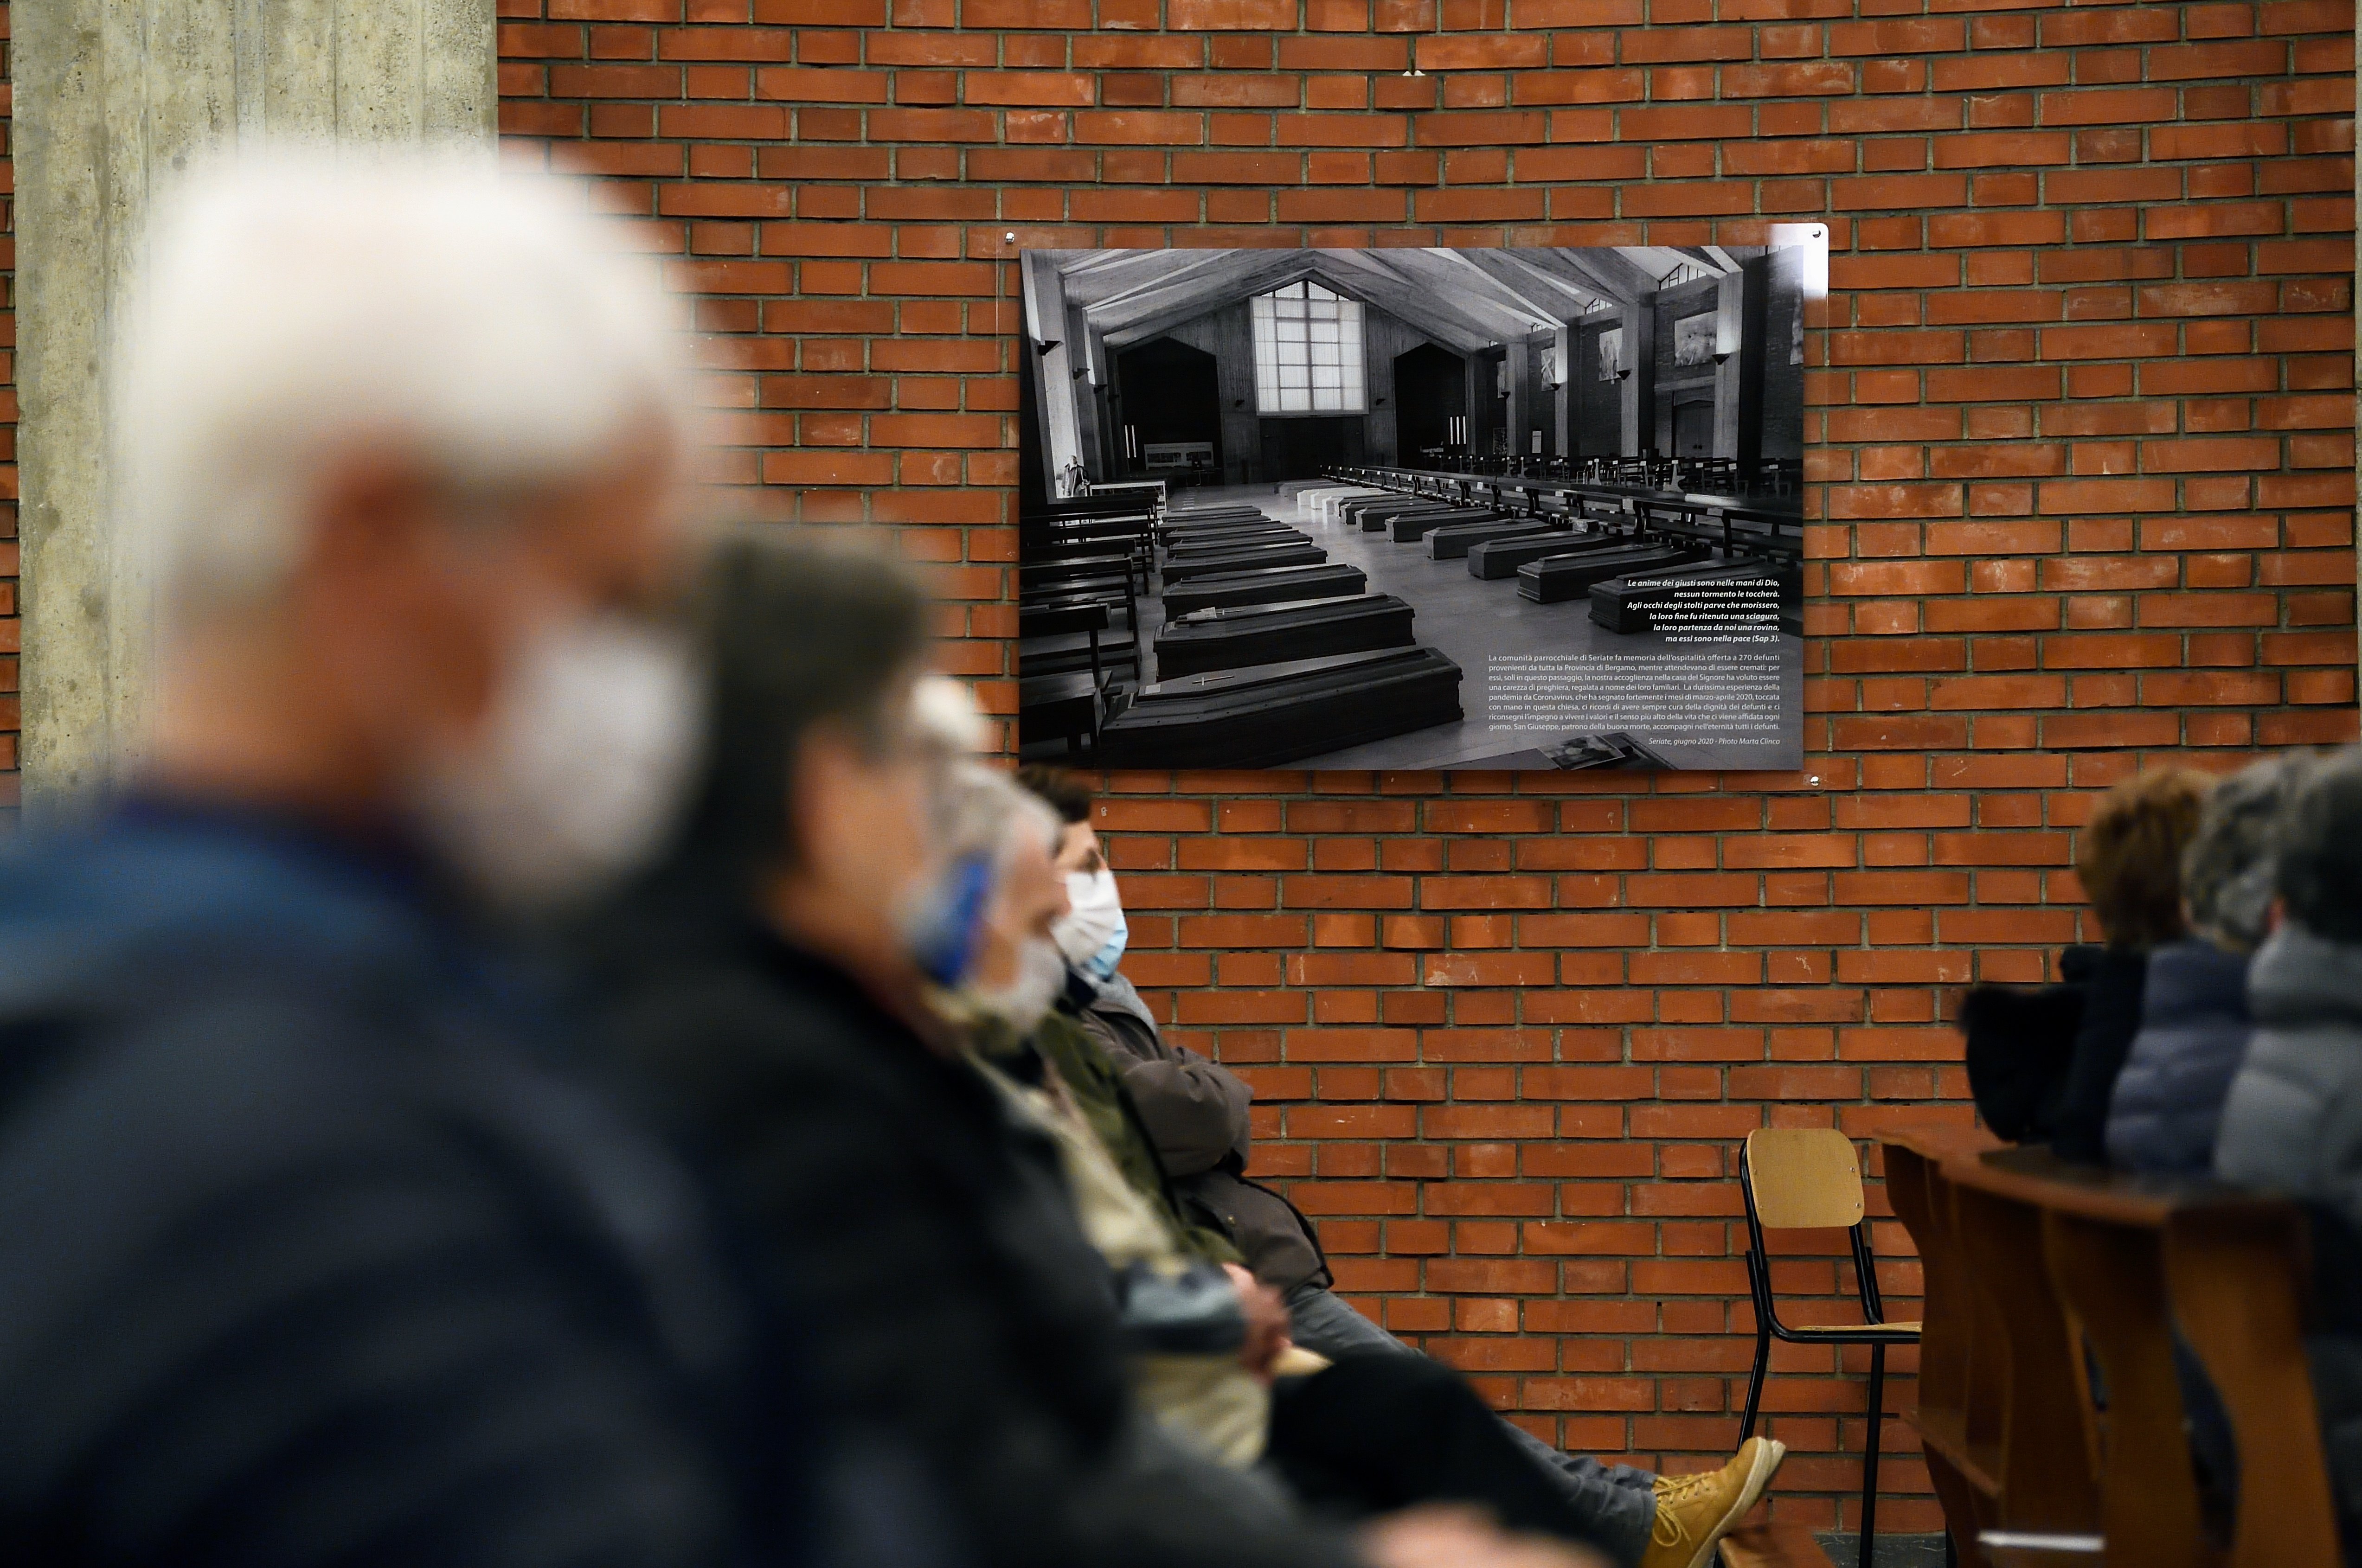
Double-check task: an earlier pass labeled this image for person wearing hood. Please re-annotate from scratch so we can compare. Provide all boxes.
[2107,752,2313,1175]
[0,155,789,1568]
[1012,767,1788,1568]
[2215,750,2362,1555]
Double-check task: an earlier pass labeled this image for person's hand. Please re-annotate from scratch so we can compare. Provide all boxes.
[1222,1262,1291,1386]
[1359,1506,1613,1568]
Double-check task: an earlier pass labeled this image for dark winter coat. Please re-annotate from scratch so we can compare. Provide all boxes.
[1065,970,1330,1294]
[588,894,1361,1568]
[2104,938,2254,1176]
[2052,946,2151,1165]
[1959,945,2096,1142]
[0,802,769,1568]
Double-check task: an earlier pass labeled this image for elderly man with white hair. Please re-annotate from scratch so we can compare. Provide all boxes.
[0,154,791,1568]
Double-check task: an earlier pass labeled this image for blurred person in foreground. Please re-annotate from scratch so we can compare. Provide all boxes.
[584,534,1604,1568]
[0,155,792,1565]
[1014,766,1787,1568]
[2107,752,2314,1176]
[2214,750,2362,1556]
[941,744,1776,1568]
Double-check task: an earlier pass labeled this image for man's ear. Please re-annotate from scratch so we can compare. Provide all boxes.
[302,447,439,594]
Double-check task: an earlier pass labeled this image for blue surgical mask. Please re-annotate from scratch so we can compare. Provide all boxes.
[1054,867,1128,981]
[905,853,995,987]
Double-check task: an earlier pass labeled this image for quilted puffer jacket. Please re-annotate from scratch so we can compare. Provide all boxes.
[2105,938,2254,1175]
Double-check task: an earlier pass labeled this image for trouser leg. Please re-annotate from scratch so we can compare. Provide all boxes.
[1283,1286,1657,1566]
[1268,1353,1655,1566]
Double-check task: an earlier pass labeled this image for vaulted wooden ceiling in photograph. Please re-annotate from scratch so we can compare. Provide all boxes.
[1023,246,1754,356]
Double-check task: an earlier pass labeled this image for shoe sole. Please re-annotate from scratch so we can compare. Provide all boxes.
[1681,1438,1786,1568]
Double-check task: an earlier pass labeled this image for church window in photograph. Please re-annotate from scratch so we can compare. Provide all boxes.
[1252,282,1365,415]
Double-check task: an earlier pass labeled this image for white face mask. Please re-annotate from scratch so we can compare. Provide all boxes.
[411,611,703,912]
[969,937,1069,1037]
[1054,866,1128,981]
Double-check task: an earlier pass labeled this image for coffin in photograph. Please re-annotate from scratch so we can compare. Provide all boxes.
[1353,499,1451,531]
[1153,593,1418,679]
[1386,507,1501,543]
[1426,520,1566,561]
[1466,531,1640,580]
[1161,563,1371,615]
[1516,545,1711,602]
[1165,527,1309,556]
[1094,647,1464,768]
[1161,543,1328,581]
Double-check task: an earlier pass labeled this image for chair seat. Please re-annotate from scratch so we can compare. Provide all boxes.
[1774,1319,1921,1340]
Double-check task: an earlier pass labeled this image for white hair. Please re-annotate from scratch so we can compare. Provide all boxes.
[118,147,691,614]
[911,673,990,755]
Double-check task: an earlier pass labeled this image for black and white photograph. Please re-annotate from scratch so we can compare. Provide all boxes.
[1017,239,1821,773]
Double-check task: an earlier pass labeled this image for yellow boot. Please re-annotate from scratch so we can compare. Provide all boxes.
[1637,1436,1787,1568]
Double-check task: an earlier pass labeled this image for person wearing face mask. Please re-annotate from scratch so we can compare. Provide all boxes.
[0,155,792,1568]
[586,537,1611,1568]
[1015,767,1788,1568]
[931,757,1684,1563]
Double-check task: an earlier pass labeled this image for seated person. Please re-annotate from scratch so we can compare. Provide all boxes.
[2108,752,2313,1174]
[2051,768,2212,1162]
[2218,749,2362,1551]
[1014,767,1785,1568]
[584,535,1605,1568]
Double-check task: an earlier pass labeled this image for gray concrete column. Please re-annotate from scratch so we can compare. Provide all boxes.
[14,0,496,808]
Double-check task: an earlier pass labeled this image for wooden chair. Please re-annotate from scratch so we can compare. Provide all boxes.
[1739,1129,1923,1568]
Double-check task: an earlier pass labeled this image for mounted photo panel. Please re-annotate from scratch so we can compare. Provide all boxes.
[1017,236,1823,773]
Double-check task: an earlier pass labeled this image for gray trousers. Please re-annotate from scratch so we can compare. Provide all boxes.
[1286,1282,1658,1567]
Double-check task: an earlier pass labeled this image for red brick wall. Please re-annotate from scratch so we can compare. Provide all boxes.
[497,0,2358,1530]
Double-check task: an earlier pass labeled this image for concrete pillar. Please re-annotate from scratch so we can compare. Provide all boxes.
[14,0,496,808]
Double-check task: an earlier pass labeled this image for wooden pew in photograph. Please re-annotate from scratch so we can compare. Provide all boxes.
[1152,593,1417,679]
[1875,1127,2341,1568]
[1023,551,1141,590]
[1161,563,1370,615]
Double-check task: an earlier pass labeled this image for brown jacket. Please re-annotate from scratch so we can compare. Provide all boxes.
[1065,976,1330,1294]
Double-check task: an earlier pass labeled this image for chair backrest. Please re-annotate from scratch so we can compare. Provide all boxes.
[1744,1128,1867,1230]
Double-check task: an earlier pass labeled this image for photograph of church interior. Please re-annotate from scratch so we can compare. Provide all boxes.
[1019,245,1811,772]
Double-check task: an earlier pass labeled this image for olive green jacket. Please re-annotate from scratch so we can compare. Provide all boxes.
[970,1011,1244,1271]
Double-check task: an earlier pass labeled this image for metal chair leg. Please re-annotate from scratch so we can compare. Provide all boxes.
[1740,1254,1771,1441]
[1857,1342,1885,1568]
[1740,1328,1769,1441]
